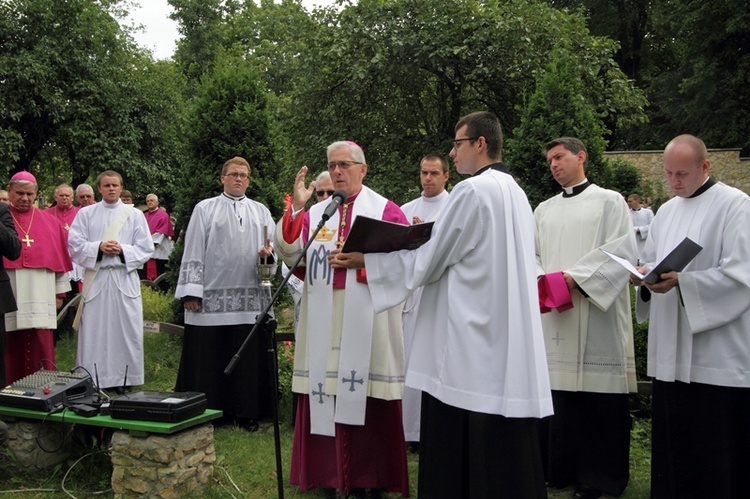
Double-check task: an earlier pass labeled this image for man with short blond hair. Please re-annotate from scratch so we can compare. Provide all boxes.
[3,172,72,383]
[175,157,276,430]
[68,170,154,392]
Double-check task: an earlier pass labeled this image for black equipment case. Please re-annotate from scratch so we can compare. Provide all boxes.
[109,391,207,423]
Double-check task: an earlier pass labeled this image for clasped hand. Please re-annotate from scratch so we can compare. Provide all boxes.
[100,240,121,255]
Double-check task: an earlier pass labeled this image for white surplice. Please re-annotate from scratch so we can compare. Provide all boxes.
[175,194,276,325]
[399,189,450,441]
[365,169,553,418]
[535,184,638,393]
[68,200,154,388]
[5,269,69,331]
[637,182,750,387]
[630,207,654,262]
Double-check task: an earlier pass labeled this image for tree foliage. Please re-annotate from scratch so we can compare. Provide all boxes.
[647,0,750,154]
[4,0,743,226]
[550,0,750,155]
[507,54,641,207]
[266,0,647,204]
[166,52,280,293]
[0,0,188,200]
[506,56,607,206]
[173,53,281,228]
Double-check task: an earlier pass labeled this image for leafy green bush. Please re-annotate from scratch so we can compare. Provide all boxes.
[141,285,176,323]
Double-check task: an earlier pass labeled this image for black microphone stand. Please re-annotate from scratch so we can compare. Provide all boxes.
[224,212,335,499]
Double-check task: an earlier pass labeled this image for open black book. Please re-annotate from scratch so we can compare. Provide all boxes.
[340,216,434,254]
[602,237,703,284]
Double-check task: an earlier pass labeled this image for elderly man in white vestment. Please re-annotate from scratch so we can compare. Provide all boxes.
[333,112,553,499]
[398,153,450,450]
[68,171,154,392]
[275,141,411,498]
[633,134,750,499]
[534,137,637,499]
[174,157,276,432]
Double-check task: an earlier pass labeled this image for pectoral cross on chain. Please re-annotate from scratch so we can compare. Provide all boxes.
[342,370,364,392]
[21,235,34,247]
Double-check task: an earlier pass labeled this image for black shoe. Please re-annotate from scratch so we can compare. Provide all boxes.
[406,441,420,454]
[324,488,338,499]
[574,485,602,499]
[235,418,259,432]
[349,489,382,499]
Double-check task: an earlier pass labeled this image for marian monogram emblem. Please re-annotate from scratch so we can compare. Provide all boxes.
[308,244,333,286]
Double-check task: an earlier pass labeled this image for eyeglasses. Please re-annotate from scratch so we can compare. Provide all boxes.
[452,137,479,148]
[327,161,362,171]
[223,172,249,180]
[316,190,335,197]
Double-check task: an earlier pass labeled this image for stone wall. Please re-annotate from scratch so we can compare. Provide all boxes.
[110,423,215,499]
[6,420,74,470]
[5,420,216,498]
[605,149,749,204]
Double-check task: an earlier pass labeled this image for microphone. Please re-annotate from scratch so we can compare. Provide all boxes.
[321,190,347,222]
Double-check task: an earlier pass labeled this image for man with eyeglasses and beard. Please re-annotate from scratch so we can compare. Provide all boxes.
[174,157,276,431]
[276,141,410,499]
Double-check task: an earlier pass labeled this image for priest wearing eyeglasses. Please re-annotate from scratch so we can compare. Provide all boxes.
[2,171,72,384]
[174,157,276,431]
[275,141,410,498]
[332,113,553,499]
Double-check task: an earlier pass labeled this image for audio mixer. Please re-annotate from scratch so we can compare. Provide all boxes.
[0,370,96,412]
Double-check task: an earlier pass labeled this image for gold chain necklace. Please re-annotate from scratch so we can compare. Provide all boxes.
[338,202,352,246]
[10,207,35,247]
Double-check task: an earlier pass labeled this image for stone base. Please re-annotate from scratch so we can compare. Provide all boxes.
[6,420,74,470]
[110,423,215,498]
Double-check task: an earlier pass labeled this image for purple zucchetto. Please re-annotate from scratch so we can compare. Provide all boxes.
[10,171,37,184]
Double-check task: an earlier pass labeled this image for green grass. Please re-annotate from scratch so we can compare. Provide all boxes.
[0,287,652,498]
